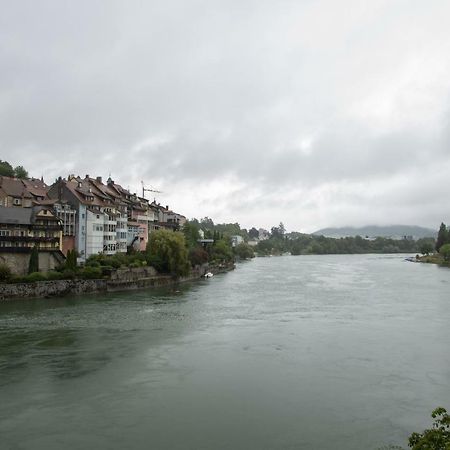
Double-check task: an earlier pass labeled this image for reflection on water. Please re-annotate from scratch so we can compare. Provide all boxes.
[0,255,449,450]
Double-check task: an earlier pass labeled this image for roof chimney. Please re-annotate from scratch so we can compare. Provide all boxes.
[85,174,89,179]
[96,176,102,183]
[166,205,169,210]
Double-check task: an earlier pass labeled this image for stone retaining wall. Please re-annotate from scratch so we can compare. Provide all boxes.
[0,262,235,301]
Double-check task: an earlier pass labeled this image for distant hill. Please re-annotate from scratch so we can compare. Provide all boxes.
[312,225,436,239]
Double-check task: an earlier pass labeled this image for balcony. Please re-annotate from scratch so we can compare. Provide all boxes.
[0,235,59,243]
[32,224,63,231]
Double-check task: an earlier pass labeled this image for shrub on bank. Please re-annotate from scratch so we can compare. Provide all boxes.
[46,271,65,281]
[0,263,12,282]
[188,247,209,266]
[78,266,102,279]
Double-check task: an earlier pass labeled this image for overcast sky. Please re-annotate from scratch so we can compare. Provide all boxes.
[1,0,450,232]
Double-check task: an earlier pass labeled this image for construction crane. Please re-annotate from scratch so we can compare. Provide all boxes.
[141,181,162,199]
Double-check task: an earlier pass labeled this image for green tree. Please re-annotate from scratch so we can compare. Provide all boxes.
[28,246,39,274]
[146,230,190,276]
[248,227,259,240]
[0,160,14,177]
[182,221,201,249]
[419,241,434,256]
[65,249,77,270]
[14,165,28,179]
[210,239,234,263]
[408,407,450,449]
[439,243,450,262]
[436,223,449,252]
[234,242,255,259]
[188,246,209,266]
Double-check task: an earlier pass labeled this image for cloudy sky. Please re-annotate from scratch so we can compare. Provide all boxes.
[1,0,450,232]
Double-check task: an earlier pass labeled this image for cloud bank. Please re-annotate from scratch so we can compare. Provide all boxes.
[1,0,450,231]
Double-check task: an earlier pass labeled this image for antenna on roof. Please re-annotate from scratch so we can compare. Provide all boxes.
[141,181,162,199]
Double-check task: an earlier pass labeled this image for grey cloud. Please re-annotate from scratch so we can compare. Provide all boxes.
[1,0,450,230]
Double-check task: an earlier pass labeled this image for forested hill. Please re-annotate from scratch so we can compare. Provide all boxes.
[313,225,436,239]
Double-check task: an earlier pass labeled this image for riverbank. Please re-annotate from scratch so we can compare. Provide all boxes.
[0,262,235,301]
[417,253,450,267]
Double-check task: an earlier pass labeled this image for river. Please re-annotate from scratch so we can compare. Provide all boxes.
[1,254,449,449]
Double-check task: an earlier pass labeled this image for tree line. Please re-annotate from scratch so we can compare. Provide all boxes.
[435,222,450,262]
[0,160,29,179]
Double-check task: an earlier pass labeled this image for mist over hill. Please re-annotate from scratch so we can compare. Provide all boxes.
[312,225,437,239]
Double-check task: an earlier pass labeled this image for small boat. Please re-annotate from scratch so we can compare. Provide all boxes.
[204,272,214,278]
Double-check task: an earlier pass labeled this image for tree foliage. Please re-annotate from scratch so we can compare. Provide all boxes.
[439,244,450,262]
[0,160,29,178]
[0,263,12,282]
[146,230,190,276]
[248,227,259,240]
[234,242,255,260]
[210,239,234,263]
[408,407,450,450]
[436,223,450,253]
[0,160,14,177]
[182,221,201,249]
[255,231,435,256]
[28,246,39,274]
[419,241,434,255]
[14,165,29,179]
[436,223,449,252]
[65,249,78,270]
[188,247,209,266]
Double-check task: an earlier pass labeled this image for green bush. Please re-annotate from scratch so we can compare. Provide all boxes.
[439,243,450,262]
[129,261,141,268]
[28,246,39,274]
[188,247,209,266]
[0,263,12,282]
[210,239,234,263]
[78,266,102,279]
[145,254,166,273]
[46,271,64,280]
[234,243,255,260]
[62,269,76,280]
[85,260,101,268]
[26,272,47,282]
[100,265,114,276]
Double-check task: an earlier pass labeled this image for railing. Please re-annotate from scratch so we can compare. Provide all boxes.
[32,224,63,231]
[0,235,59,243]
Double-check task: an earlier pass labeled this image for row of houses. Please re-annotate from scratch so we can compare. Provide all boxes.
[0,174,186,274]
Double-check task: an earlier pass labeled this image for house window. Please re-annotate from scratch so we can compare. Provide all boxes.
[13,198,21,205]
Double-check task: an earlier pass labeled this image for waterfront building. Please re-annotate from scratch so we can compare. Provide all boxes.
[0,176,49,208]
[47,174,187,261]
[0,205,64,275]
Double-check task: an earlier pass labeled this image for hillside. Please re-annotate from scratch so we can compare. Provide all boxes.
[312,225,436,239]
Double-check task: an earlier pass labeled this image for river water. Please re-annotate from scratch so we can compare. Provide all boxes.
[1,255,449,449]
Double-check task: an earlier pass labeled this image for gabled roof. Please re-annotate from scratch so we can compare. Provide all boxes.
[21,178,49,198]
[0,176,33,198]
[0,206,32,224]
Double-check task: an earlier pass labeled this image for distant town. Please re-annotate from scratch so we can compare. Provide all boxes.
[1,159,448,281]
[0,167,191,274]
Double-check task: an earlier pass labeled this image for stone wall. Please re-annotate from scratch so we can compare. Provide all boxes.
[0,253,29,275]
[0,263,236,301]
[0,251,62,276]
